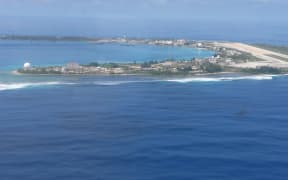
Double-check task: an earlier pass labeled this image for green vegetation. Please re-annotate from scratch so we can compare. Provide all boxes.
[101,63,120,68]
[200,63,223,73]
[241,66,282,74]
[222,52,261,62]
[231,53,258,61]
[254,44,288,55]
[83,62,100,67]
[83,62,121,68]
[17,68,62,74]
[177,66,192,72]
[141,60,159,68]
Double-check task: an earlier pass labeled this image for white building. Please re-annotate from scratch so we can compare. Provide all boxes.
[197,43,203,47]
[23,62,31,69]
[66,62,80,70]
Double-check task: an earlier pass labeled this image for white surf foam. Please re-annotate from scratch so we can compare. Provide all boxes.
[0,74,284,91]
[166,75,277,83]
[92,75,282,86]
[0,82,72,91]
[93,80,161,86]
[94,81,136,86]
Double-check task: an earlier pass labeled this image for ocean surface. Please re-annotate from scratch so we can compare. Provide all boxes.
[1,40,288,180]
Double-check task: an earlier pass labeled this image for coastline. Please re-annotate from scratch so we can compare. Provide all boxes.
[15,39,288,76]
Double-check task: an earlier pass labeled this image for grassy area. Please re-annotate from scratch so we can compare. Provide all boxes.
[253,44,288,55]
[240,66,283,74]
[200,62,223,73]
[219,50,262,62]
[229,53,262,62]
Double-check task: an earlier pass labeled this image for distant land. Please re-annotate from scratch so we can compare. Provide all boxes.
[0,35,107,42]
[12,36,288,76]
[0,35,188,43]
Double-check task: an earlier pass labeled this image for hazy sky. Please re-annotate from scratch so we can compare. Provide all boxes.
[0,0,287,39]
[1,0,287,20]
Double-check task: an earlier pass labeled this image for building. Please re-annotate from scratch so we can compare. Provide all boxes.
[23,62,31,69]
[197,43,203,47]
[175,39,187,46]
[66,62,80,70]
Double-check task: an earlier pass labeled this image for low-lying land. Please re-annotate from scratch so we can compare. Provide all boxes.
[253,44,288,56]
[17,39,288,76]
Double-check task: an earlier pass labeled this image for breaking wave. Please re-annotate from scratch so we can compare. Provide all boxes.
[93,80,160,86]
[92,75,279,86]
[0,75,283,91]
[165,75,277,83]
[94,81,140,86]
[0,82,73,91]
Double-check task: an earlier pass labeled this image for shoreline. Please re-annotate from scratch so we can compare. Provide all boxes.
[12,69,282,78]
[14,39,288,76]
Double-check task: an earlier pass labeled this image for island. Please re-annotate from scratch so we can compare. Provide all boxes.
[16,38,288,76]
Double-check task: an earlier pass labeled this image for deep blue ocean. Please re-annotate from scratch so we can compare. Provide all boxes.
[1,40,288,180]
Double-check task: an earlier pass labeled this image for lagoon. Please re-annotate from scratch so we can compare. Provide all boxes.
[0,40,214,70]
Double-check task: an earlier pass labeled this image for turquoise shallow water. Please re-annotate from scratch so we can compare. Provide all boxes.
[0,40,214,70]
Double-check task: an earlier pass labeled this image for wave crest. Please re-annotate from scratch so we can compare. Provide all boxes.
[0,82,69,91]
[0,75,282,91]
[166,75,276,83]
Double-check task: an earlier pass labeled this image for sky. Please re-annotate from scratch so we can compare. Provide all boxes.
[0,0,288,40]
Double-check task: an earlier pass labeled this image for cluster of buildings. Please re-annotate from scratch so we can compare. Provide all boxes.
[149,39,188,46]
[21,62,125,74]
[62,62,125,74]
